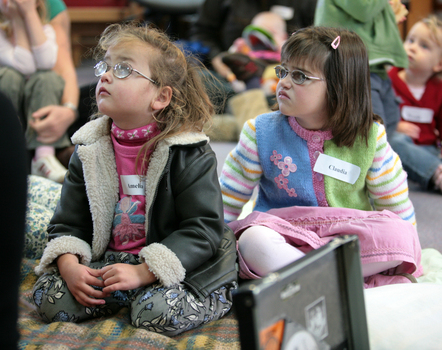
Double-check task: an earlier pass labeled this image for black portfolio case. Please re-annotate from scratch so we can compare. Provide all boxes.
[233,235,369,350]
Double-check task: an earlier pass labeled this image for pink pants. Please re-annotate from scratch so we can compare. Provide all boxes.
[228,206,422,288]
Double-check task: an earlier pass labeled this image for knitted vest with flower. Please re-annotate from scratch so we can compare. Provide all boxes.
[254,112,377,213]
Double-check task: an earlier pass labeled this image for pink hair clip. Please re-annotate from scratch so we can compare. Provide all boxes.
[331,36,340,49]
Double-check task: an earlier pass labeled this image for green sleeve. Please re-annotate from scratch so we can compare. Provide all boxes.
[46,0,67,21]
[332,0,386,23]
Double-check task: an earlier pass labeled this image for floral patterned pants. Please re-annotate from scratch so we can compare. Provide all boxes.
[33,251,237,336]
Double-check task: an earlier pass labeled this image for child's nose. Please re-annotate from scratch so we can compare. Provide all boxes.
[279,74,292,87]
[100,70,112,83]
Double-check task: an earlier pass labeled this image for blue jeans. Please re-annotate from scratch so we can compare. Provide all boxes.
[389,131,441,189]
[370,73,401,138]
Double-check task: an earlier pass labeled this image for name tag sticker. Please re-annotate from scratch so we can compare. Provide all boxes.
[121,175,145,195]
[313,154,360,184]
[401,106,433,124]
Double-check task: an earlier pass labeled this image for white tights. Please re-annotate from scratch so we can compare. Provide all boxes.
[238,225,402,277]
[238,226,305,276]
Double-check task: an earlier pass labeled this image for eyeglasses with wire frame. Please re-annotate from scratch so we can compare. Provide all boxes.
[94,61,158,85]
[274,65,324,85]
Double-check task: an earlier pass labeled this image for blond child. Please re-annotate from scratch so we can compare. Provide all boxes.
[388,15,442,192]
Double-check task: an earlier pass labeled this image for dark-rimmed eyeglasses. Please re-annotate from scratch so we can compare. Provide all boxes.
[94,61,158,85]
[274,65,324,85]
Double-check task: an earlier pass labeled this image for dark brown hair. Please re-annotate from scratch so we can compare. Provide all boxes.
[93,22,214,172]
[274,26,381,147]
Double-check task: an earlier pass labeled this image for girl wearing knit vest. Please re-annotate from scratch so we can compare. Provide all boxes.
[32,22,237,336]
[220,26,422,288]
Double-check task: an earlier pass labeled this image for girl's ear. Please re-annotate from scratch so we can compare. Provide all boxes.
[152,86,172,111]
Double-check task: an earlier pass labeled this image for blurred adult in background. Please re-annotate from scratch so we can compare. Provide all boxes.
[35,0,79,168]
[0,0,70,183]
[36,0,78,145]
[0,0,79,170]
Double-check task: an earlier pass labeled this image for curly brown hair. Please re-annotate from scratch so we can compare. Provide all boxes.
[93,22,214,173]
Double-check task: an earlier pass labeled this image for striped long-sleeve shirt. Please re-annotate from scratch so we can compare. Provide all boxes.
[220,112,416,226]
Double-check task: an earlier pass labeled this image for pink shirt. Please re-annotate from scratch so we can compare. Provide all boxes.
[107,122,160,255]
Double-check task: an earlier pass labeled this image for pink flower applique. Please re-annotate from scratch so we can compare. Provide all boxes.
[275,174,289,189]
[270,150,282,165]
[278,156,297,177]
[273,152,298,197]
[116,130,125,138]
[286,187,297,197]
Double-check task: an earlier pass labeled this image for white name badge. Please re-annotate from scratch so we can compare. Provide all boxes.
[401,106,433,124]
[120,175,145,196]
[313,154,361,185]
